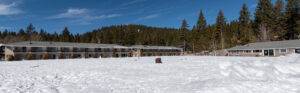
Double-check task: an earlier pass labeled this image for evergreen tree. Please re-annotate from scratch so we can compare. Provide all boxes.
[53,32,59,41]
[180,19,189,52]
[82,32,93,43]
[60,27,71,42]
[74,33,81,42]
[296,20,300,33]
[239,4,251,24]
[273,0,286,40]
[2,29,8,38]
[196,10,207,32]
[25,23,36,40]
[16,29,26,41]
[181,19,189,31]
[238,4,251,44]
[45,33,52,41]
[39,29,47,41]
[216,10,227,49]
[26,23,35,34]
[102,29,112,44]
[254,0,274,41]
[190,26,199,52]
[18,29,26,36]
[285,0,300,39]
[124,26,136,45]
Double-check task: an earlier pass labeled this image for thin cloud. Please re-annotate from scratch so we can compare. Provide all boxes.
[138,14,160,21]
[0,2,22,15]
[121,0,147,6]
[93,14,121,19]
[50,8,121,19]
[74,14,121,25]
[49,8,89,19]
[65,14,121,25]
[49,8,121,25]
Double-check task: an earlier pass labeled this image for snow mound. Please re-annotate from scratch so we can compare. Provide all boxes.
[0,55,300,93]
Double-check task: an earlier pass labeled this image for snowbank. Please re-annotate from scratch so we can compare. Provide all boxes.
[0,55,300,93]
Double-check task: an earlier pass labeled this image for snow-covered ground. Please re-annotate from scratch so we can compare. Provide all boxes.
[1,55,300,93]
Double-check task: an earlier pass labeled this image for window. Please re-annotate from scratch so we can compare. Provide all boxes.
[121,54,127,57]
[229,50,239,54]
[244,50,251,53]
[42,47,47,52]
[0,46,4,52]
[295,49,300,54]
[7,46,14,50]
[97,48,102,52]
[280,49,287,53]
[253,50,262,53]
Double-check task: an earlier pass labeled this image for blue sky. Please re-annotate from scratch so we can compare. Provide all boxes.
[0,0,277,34]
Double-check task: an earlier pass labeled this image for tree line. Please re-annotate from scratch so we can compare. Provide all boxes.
[0,0,299,52]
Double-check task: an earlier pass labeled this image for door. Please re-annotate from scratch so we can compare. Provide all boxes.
[264,50,269,56]
[269,50,274,56]
[264,49,274,56]
[53,55,56,59]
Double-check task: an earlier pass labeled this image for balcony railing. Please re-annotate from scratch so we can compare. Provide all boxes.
[61,50,70,52]
[30,50,45,52]
[13,49,27,52]
[46,50,58,52]
[46,49,57,52]
[10,47,181,53]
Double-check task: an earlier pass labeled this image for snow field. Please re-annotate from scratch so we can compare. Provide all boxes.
[0,55,300,93]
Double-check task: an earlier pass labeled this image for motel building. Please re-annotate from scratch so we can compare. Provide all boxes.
[0,41,183,61]
[227,39,300,57]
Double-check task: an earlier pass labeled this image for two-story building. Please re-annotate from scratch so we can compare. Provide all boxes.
[2,41,132,60]
[1,41,183,61]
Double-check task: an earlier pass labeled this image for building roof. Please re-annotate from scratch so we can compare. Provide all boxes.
[130,45,182,50]
[3,41,183,50]
[3,41,128,48]
[228,39,300,50]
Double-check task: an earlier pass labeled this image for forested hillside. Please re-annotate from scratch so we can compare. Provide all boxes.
[0,0,299,52]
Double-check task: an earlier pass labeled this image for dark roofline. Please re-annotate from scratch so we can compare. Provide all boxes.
[3,41,128,48]
[248,39,300,44]
[227,39,300,50]
[5,41,119,46]
[3,41,183,50]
